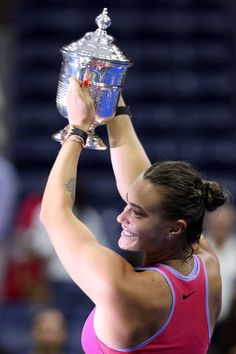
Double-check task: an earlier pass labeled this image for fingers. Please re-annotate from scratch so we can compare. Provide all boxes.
[69,76,91,99]
[83,79,89,88]
[66,77,95,129]
[68,77,94,125]
[83,72,92,86]
[69,77,83,93]
[69,76,80,87]
[82,75,92,98]
[68,77,82,100]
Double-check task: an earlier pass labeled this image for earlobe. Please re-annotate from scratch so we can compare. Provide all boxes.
[169,219,187,236]
[167,233,174,240]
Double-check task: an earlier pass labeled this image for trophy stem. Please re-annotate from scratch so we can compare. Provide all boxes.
[52,130,62,143]
[85,121,107,150]
[51,122,106,150]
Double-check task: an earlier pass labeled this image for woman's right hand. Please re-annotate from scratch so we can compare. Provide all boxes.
[66,77,95,132]
[118,93,126,108]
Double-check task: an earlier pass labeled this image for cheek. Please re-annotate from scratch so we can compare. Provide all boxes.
[132,219,152,236]
[138,222,167,243]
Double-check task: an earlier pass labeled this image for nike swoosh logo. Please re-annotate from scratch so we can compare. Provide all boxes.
[182,291,195,300]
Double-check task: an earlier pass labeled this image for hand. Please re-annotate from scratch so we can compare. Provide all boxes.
[66,77,95,132]
[118,93,126,107]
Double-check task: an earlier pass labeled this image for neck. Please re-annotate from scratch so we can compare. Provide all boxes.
[144,240,192,267]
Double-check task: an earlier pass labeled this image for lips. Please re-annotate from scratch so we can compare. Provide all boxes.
[122,228,136,238]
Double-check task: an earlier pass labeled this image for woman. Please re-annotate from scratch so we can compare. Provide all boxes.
[40,77,229,353]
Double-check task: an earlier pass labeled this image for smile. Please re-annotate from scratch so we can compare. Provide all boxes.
[122,229,137,238]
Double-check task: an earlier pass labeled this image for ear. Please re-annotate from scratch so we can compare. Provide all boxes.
[169,219,187,237]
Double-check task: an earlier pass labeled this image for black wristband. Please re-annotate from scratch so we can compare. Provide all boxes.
[72,126,88,141]
[52,125,88,145]
[115,106,132,118]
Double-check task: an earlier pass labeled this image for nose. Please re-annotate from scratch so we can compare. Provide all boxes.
[117,206,129,224]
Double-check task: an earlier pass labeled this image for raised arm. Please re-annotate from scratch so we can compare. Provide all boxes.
[40,78,133,305]
[106,95,151,200]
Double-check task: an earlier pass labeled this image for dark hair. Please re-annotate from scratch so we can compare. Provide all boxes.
[143,161,230,257]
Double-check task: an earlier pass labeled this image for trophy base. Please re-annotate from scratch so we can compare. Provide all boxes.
[51,131,107,150]
[51,131,62,143]
[85,133,107,150]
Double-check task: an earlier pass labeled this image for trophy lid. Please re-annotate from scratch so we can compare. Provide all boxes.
[62,8,132,64]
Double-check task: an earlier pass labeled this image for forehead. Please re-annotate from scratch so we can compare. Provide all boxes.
[128,176,163,213]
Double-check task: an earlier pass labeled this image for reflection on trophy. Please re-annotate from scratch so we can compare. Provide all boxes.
[53,8,133,150]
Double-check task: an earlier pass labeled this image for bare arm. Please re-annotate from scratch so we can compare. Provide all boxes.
[40,79,133,305]
[107,96,151,200]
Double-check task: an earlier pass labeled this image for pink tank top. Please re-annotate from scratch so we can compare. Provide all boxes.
[81,255,211,353]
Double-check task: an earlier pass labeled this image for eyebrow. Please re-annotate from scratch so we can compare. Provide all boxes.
[126,192,147,214]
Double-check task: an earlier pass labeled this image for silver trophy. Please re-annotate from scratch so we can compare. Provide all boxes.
[53,8,133,150]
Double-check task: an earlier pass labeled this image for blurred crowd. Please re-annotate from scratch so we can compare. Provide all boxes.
[0,6,110,353]
[1,159,236,354]
[205,204,236,354]
[0,123,236,354]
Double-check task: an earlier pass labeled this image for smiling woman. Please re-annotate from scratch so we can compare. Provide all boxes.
[117,161,228,263]
[40,78,230,354]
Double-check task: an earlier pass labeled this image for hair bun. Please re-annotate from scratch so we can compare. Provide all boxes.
[202,180,230,212]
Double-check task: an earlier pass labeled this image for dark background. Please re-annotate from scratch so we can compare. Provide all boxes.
[0,0,235,353]
[7,0,236,208]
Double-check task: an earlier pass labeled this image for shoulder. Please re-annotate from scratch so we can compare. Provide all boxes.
[98,265,173,316]
[105,266,173,321]
[194,235,219,264]
[121,266,173,305]
[95,267,173,348]
[197,245,222,325]
[196,236,221,285]
[193,235,221,284]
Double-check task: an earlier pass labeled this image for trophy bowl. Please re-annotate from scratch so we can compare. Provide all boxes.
[54,8,133,150]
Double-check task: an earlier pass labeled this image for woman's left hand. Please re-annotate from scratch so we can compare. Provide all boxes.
[66,77,95,132]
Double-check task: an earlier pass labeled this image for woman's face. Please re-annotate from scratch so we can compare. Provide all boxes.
[117,176,171,255]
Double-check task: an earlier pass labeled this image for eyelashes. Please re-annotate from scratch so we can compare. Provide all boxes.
[131,208,143,217]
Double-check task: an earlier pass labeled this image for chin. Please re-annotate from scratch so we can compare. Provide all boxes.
[118,236,141,252]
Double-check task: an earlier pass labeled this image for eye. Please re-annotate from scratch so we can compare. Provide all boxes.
[131,209,142,217]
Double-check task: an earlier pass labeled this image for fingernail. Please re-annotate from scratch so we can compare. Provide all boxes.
[83,79,89,87]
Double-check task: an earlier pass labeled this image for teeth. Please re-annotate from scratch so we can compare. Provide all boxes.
[122,229,136,237]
